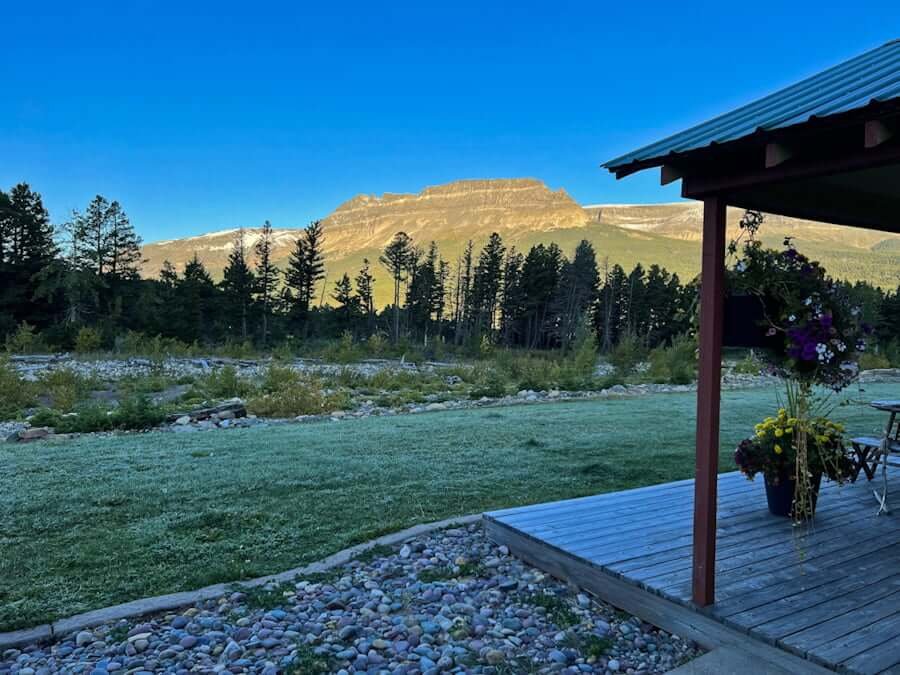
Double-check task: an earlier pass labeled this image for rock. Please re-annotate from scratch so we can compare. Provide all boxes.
[17,427,53,442]
[2,523,700,675]
[484,649,505,665]
[173,415,191,426]
[424,402,447,412]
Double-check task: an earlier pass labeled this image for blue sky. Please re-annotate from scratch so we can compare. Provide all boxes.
[3,2,898,242]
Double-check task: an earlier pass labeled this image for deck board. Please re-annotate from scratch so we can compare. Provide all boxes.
[485,471,900,674]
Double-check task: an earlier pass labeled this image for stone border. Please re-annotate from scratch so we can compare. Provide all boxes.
[0,513,482,652]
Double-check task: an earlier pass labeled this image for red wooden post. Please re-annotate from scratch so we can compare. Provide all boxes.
[691,195,727,607]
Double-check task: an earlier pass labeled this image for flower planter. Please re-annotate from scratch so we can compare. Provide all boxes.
[764,470,823,518]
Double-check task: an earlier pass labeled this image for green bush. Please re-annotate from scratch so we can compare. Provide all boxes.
[32,395,166,433]
[607,335,644,376]
[469,365,508,398]
[73,326,103,354]
[733,352,764,375]
[117,331,198,359]
[646,335,697,385]
[36,368,94,412]
[4,322,42,354]
[320,331,361,364]
[885,339,900,368]
[0,359,36,418]
[859,351,891,371]
[195,366,253,399]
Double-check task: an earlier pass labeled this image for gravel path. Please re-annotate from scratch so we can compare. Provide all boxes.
[0,524,700,674]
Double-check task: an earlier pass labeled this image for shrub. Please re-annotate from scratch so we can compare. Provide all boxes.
[321,331,361,364]
[646,335,697,384]
[859,351,891,371]
[4,322,42,354]
[607,335,644,376]
[195,366,254,399]
[34,395,166,433]
[366,333,388,357]
[36,368,94,412]
[0,359,36,418]
[733,352,764,375]
[74,326,104,354]
[469,365,507,399]
[117,331,197,359]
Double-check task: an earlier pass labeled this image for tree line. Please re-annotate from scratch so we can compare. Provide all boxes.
[2,181,898,356]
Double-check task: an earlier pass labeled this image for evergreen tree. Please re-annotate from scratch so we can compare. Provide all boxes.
[453,241,474,345]
[406,241,441,342]
[355,258,376,333]
[554,240,599,349]
[219,229,255,340]
[0,184,58,330]
[519,243,563,348]
[469,233,505,340]
[254,220,279,346]
[379,231,412,343]
[176,254,217,343]
[106,201,142,281]
[284,220,325,333]
[72,195,112,276]
[332,272,359,330]
[499,248,524,346]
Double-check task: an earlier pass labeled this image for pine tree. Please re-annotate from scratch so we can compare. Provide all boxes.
[0,184,58,329]
[106,201,142,281]
[176,254,218,343]
[284,220,325,334]
[406,241,441,343]
[355,258,376,333]
[72,195,112,276]
[254,220,279,347]
[220,229,255,340]
[453,241,474,345]
[379,231,412,343]
[499,248,524,346]
[332,273,359,330]
[554,240,599,349]
[469,233,505,339]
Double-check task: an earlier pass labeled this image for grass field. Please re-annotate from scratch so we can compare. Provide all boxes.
[2,382,896,632]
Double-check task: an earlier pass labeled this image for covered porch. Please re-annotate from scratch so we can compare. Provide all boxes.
[485,41,900,673]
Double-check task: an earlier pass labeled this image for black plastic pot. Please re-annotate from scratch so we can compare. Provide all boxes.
[764,471,822,518]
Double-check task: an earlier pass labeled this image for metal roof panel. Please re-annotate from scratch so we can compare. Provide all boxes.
[605,40,900,171]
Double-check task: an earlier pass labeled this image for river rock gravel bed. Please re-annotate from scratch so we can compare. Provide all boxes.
[0,524,700,674]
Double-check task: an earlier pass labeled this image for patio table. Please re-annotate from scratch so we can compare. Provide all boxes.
[870,400,900,516]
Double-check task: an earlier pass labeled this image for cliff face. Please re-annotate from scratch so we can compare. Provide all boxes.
[140,178,900,306]
[322,179,589,256]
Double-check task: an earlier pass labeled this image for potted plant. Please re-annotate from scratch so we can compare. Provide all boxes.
[735,406,853,517]
[728,214,870,522]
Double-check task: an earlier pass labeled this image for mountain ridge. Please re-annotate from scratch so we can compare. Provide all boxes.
[141,178,900,305]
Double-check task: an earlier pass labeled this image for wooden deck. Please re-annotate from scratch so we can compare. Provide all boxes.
[485,471,900,674]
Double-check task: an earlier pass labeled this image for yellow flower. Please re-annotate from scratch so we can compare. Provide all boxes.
[774,444,783,454]
[774,429,784,438]
[785,427,793,434]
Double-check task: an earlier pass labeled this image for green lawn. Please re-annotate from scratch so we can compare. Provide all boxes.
[2,383,895,632]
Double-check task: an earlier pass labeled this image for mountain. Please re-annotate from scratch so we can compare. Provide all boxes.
[141,178,900,306]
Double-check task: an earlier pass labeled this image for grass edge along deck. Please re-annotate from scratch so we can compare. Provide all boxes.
[484,471,900,675]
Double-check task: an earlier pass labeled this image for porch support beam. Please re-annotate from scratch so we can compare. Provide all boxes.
[691,195,726,607]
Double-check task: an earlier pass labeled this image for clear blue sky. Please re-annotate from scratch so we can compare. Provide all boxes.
[3,2,898,242]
